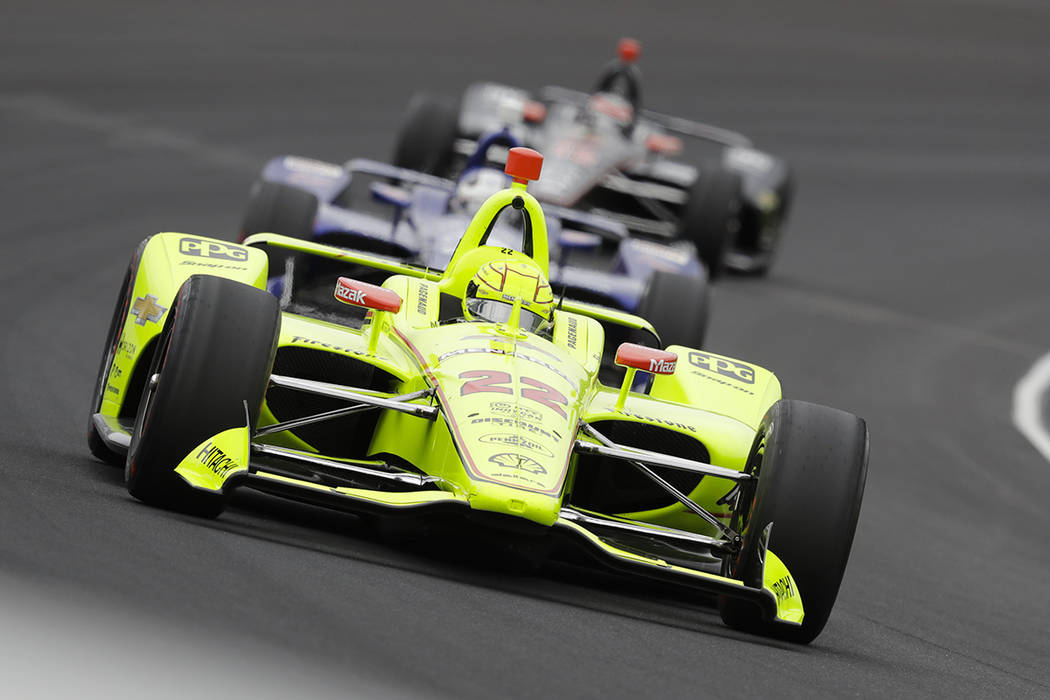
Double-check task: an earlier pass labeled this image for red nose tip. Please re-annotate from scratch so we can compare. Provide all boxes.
[618,37,641,63]
[505,147,543,184]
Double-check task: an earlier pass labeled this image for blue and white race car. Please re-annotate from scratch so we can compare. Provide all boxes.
[240,139,711,358]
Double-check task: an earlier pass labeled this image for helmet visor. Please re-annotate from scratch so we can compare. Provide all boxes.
[465,298,550,333]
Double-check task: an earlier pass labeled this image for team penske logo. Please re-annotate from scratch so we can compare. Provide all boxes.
[480,433,555,458]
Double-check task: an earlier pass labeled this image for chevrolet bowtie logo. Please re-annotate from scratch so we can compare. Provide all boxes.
[131,295,167,326]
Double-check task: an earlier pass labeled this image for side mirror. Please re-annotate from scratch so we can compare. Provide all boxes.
[613,342,677,410]
[334,277,402,312]
[370,181,412,208]
[334,277,403,354]
[645,133,683,156]
[558,229,603,251]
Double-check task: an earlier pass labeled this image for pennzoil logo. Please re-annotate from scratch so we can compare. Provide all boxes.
[178,237,249,262]
[488,452,547,475]
[480,433,554,458]
[130,295,166,326]
[688,351,755,384]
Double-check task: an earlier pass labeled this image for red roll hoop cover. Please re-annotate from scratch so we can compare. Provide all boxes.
[505,147,543,184]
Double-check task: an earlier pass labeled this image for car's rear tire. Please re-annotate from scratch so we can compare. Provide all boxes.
[239,180,318,242]
[88,237,151,466]
[636,270,709,350]
[126,275,280,517]
[679,164,742,279]
[719,399,869,643]
[392,94,460,176]
[737,173,795,277]
[240,180,319,299]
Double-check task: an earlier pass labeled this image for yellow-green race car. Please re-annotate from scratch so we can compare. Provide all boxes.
[87,147,868,644]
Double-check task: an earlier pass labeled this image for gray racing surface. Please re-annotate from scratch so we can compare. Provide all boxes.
[2,1,1049,697]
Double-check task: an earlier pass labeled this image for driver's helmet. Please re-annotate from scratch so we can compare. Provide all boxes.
[463,259,555,333]
[450,168,509,211]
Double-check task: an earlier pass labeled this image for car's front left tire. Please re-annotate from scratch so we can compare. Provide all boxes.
[125,274,280,517]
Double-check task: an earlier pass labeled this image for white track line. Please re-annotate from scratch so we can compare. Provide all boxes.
[0,93,259,172]
[1012,351,1050,463]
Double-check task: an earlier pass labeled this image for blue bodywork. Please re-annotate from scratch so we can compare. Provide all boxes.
[258,150,703,314]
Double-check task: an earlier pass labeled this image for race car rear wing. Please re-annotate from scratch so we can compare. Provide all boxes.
[538,85,753,148]
[243,233,659,339]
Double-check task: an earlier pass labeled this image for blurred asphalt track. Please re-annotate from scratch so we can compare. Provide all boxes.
[1,1,1049,698]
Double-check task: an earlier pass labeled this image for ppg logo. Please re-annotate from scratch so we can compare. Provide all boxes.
[689,351,756,384]
[179,237,249,261]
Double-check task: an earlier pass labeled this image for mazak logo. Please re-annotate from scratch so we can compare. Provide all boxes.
[480,433,554,458]
[178,237,249,262]
[689,351,755,384]
[336,284,366,305]
[648,357,676,374]
[195,441,241,477]
[488,452,547,475]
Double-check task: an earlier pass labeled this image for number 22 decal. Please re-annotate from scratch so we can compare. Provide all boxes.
[459,370,568,418]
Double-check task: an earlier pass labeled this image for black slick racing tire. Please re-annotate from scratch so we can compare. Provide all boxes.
[239,180,318,242]
[239,180,318,297]
[719,399,869,644]
[678,163,742,279]
[636,270,710,350]
[126,275,280,518]
[739,173,795,277]
[88,237,151,466]
[392,94,460,176]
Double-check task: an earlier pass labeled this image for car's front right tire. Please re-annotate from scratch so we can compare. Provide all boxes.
[719,399,869,643]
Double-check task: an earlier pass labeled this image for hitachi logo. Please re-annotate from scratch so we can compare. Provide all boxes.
[195,441,239,477]
[649,358,676,374]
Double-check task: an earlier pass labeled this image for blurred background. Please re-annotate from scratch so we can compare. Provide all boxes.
[1,1,1048,698]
